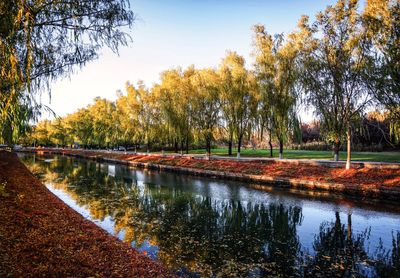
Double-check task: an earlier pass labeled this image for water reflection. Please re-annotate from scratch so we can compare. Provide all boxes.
[21,154,400,277]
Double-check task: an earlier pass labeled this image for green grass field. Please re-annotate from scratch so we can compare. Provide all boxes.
[185,148,400,163]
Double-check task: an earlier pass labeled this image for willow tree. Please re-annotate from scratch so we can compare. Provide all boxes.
[159,68,194,154]
[219,51,258,158]
[49,117,69,147]
[136,81,161,151]
[253,26,299,159]
[299,0,373,168]
[89,98,116,148]
[363,0,400,142]
[64,108,94,148]
[0,0,134,145]
[191,68,221,157]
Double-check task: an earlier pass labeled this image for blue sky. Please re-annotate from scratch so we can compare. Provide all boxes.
[42,0,337,120]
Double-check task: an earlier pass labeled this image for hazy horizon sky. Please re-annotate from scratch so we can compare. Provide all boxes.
[41,0,337,121]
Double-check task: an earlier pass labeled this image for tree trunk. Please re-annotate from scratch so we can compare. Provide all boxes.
[180,140,184,155]
[333,139,340,161]
[174,139,178,153]
[206,137,211,159]
[279,138,283,159]
[185,136,189,154]
[346,124,351,170]
[268,128,273,158]
[237,134,242,159]
[228,132,233,156]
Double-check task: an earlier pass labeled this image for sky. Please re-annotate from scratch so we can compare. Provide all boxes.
[41,0,337,121]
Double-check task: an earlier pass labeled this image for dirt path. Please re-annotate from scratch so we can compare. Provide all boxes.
[0,151,173,277]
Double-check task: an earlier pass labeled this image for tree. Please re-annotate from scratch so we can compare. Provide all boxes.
[252,26,276,157]
[49,117,69,147]
[114,91,139,149]
[219,51,258,158]
[124,81,160,152]
[191,68,221,157]
[299,0,373,168]
[158,68,194,154]
[64,108,93,148]
[89,98,116,148]
[0,0,134,145]
[253,26,299,159]
[31,119,52,146]
[363,0,400,142]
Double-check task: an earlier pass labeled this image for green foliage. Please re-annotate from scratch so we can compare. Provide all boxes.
[253,26,299,157]
[0,0,134,145]
[219,51,259,155]
[298,0,374,165]
[363,0,400,142]
[191,69,221,155]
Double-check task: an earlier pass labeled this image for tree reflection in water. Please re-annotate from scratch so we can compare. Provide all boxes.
[22,154,400,277]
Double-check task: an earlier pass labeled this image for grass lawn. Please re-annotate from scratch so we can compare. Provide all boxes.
[185,148,400,163]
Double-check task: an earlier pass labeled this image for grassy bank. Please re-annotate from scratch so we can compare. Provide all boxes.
[184,148,400,162]
[0,151,172,277]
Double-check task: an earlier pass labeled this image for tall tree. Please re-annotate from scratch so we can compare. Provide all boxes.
[89,98,116,148]
[363,0,400,142]
[299,0,373,168]
[49,117,69,147]
[219,51,257,158]
[159,68,194,154]
[191,68,221,157]
[252,26,276,157]
[64,108,94,148]
[253,26,299,159]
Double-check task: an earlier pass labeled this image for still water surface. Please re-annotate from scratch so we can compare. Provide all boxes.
[20,154,400,277]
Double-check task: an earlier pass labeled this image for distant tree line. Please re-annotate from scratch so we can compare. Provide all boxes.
[7,0,400,168]
[298,111,398,152]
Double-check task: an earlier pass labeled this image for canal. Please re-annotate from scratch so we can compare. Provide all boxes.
[20,153,400,277]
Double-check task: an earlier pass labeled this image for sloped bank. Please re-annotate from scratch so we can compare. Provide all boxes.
[0,151,173,277]
[23,148,400,201]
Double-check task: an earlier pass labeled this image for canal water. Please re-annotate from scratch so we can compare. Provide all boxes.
[20,153,400,277]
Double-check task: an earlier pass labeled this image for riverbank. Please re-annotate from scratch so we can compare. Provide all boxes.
[25,148,400,201]
[0,151,173,277]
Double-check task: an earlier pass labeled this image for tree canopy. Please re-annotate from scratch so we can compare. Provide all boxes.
[0,0,134,145]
